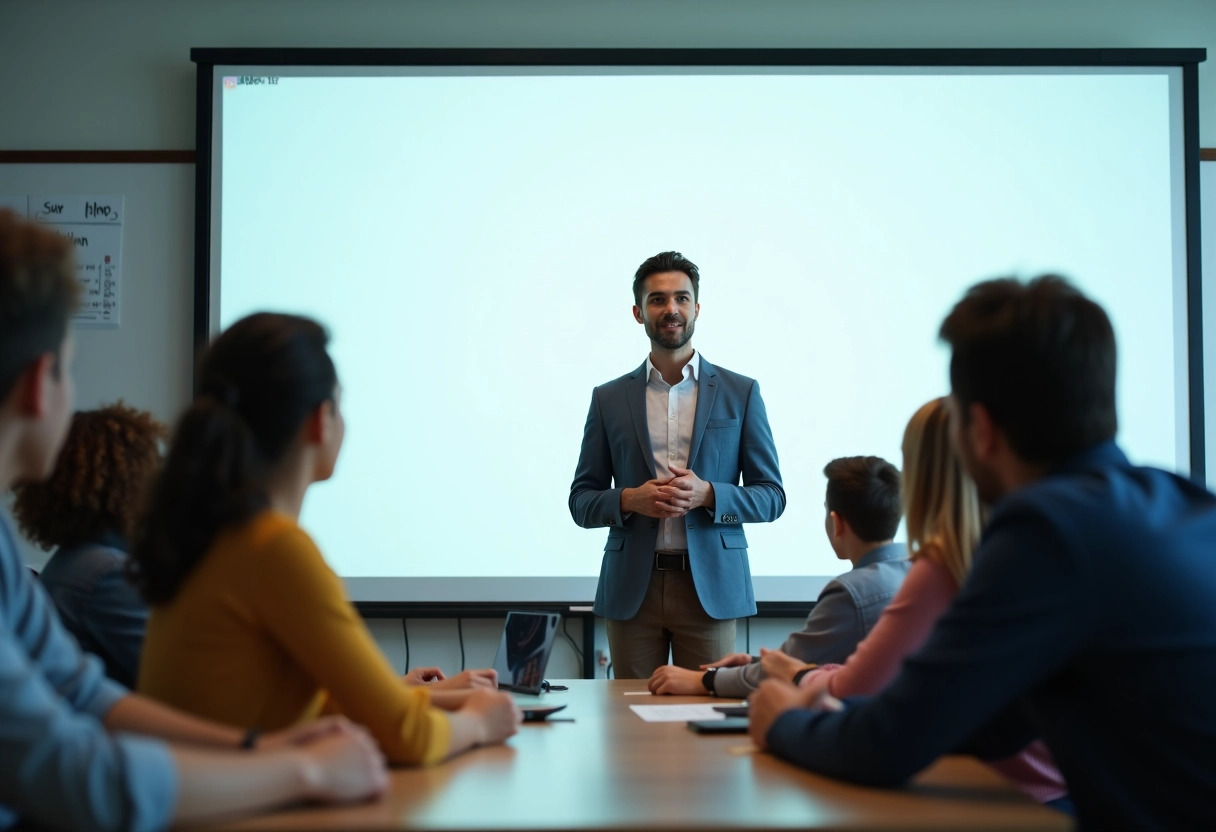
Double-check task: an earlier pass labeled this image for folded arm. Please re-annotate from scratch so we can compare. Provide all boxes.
[714,584,860,699]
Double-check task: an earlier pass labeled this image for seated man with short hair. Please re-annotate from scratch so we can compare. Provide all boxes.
[750,276,1216,830]
[649,456,909,697]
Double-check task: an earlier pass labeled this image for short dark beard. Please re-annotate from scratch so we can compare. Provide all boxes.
[645,315,695,350]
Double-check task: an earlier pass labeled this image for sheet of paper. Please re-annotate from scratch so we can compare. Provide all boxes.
[630,704,727,722]
[29,194,124,327]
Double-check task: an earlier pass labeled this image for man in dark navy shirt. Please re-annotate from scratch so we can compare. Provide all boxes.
[750,275,1216,830]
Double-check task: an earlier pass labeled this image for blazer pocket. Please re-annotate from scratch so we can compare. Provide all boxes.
[706,418,740,429]
[720,531,748,549]
[604,536,626,551]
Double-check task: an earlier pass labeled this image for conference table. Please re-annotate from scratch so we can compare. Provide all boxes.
[215,680,1070,831]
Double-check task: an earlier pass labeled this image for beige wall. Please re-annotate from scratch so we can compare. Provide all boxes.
[1,0,1214,149]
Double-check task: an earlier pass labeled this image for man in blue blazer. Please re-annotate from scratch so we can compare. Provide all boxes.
[569,251,786,678]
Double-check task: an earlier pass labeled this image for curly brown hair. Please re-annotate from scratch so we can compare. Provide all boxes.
[13,402,167,549]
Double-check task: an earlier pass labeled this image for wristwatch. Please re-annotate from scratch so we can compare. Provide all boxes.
[791,664,820,686]
[701,667,719,696]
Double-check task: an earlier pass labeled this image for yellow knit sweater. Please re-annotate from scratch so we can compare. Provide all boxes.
[138,511,451,764]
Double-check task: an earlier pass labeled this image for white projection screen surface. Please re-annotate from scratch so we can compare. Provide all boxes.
[200,54,1200,605]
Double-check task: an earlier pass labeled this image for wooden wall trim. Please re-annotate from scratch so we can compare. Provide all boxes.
[0,150,195,164]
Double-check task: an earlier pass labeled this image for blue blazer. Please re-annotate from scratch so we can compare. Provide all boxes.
[569,357,786,620]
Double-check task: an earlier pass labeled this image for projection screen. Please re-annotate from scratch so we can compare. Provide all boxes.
[194,49,1205,605]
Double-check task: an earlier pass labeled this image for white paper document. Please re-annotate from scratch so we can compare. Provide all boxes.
[629,704,727,723]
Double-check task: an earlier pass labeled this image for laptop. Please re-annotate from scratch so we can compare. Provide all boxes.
[492,610,561,696]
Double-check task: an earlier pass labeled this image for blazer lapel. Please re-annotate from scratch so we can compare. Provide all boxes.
[626,361,657,477]
[688,357,718,469]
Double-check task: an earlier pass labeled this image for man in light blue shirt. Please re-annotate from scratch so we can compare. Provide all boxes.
[0,208,386,830]
[649,456,908,697]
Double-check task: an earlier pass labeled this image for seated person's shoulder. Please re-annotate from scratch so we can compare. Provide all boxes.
[261,515,323,556]
[226,513,327,575]
[40,540,126,590]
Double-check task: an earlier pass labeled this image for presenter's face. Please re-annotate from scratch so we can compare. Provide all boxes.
[633,272,699,351]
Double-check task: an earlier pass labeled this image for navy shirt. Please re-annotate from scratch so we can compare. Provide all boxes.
[767,443,1216,830]
[38,533,148,688]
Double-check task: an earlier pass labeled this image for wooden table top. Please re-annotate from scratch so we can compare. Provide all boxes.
[214,679,1070,831]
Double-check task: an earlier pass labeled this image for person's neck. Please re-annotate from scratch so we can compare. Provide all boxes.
[649,344,695,386]
[264,456,312,520]
[846,538,895,567]
[994,455,1052,500]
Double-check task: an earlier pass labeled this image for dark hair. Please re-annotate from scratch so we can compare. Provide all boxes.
[939,275,1117,463]
[13,403,166,548]
[129,313,337,604]
[633,251,700,306]
[0,209,81,401]
[823,456,902,542]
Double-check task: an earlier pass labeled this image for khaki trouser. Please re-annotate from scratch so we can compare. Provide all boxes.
[606,567,736,679]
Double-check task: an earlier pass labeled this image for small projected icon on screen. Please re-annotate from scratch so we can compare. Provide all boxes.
[223,77,238,90]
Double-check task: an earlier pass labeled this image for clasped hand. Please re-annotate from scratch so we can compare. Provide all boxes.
[624,466,713,519]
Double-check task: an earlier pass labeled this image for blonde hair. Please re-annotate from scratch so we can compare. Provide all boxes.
[901,397,984,587]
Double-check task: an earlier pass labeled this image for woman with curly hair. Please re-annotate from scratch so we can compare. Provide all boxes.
[13,402,165,687]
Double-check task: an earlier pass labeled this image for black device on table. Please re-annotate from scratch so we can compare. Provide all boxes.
[687,716,750,734]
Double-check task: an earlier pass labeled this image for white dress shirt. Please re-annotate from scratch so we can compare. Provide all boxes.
[645,351,700,552]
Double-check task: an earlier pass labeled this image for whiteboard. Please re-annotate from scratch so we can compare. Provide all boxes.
[0,164,194,568]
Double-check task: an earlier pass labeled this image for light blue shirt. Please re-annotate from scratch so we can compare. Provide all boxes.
[714,542,911,698]
[0,518,176,831]
[644,350,700,551]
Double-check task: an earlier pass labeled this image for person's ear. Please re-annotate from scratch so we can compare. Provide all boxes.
[693,301,700,321]
[13,354,55,418]
[829,510,846,540]
[632,304,644,325]
[303,401,327,446]
[967,401,1000,461]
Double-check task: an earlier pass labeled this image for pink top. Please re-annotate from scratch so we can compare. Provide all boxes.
[799,556,1068,804]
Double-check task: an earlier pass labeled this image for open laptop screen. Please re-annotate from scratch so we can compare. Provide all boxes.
[493,611,561,695]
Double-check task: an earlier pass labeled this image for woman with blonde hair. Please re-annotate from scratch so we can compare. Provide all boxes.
[762,398,1068,808]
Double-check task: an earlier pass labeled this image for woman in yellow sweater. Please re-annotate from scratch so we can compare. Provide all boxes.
[133,313,520,764]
